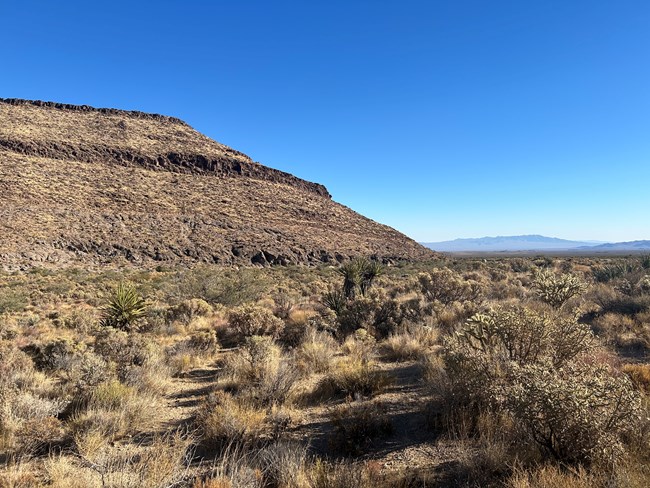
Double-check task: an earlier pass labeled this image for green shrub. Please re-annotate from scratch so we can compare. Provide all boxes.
[100,282,148,331]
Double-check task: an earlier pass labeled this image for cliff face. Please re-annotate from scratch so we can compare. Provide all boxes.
[0,98,435,269]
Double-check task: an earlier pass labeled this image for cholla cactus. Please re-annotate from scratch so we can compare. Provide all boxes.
[441,305,641,466]
[418,268,483,305]
[532,270,587,309]
[507,361,642,466]
[455,306,593,366]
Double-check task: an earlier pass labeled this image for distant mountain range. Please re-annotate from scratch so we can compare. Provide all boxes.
[421,235,650,253]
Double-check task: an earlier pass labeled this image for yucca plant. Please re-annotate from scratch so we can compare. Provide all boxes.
[360,260,383,296]
[337,259,363,299]
[322,286,347,316]
[337,257,383,299]
[100,282,148,331]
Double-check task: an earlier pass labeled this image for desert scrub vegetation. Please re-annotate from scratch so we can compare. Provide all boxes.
[1,257,650,486]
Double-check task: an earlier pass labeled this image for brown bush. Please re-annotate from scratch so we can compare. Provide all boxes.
[228,304,285,342]
[328,401,393,456]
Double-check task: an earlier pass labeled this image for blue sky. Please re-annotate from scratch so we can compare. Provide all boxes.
[2,1,649,242]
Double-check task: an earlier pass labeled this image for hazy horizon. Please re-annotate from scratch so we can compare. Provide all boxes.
[2,0,648,243]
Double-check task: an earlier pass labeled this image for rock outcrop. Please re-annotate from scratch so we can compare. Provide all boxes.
[0,98,435,269]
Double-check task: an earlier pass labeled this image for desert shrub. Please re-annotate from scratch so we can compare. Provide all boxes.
[454,306,594,368]
[328,401,393,456]
[295,328,338,374]
[0,288,28,314]
[272,290,294,320]
[334,294,407,339]
[50,307,98,333]
[224,336,298,406]
[196,390,279,447]
[100,282,148,331]
[382,325,439,361]
[320,356,392,399]
[228,304,285,342]
[532,270,587,309]
[28,338,85,372]
[62,350,111,391]
[93,328,149,372]
[438,305,641,467]
[14,415,66,456]
[1,388,67,454]
[593,263,639,283]
[418,268,484,305]
[510,258,532,273]
[167,298,213,324]
[279,308,316,347]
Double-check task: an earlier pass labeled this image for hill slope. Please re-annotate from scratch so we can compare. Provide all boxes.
[0,98,433,269]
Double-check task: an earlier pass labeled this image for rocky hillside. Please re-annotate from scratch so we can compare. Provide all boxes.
[0,98,434,269]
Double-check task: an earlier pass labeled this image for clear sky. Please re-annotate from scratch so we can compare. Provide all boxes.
[1,1,649,242]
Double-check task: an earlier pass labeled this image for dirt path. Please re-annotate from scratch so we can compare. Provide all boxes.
[146,363,222,438]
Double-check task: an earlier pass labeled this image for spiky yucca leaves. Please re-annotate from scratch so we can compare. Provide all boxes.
[532,270,587,309]
[337,257,383,299]
[338,259,364,299]
[360,260,383,296]
[322,287,347,316]
[100,282,148,331]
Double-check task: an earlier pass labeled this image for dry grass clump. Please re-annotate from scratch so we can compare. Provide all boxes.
[295,328,338,374]
[69,378,158,445]
[223,335,298,406]
[196,390,289,448]
[48,432,192,488]
[622,363,650,393]
[328,401,393,456]
[381,325,439,361]
[318,355,392,400]
[0,343,66,455]
[166,329,219,376]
